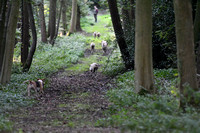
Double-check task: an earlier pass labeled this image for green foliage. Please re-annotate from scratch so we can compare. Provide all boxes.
[78,1,90,17]
[30,34,86,75]
[96,69,200,132]
[102,46,126,77]
[81,17,95,28]
[87,0,108,9]
[152,0,177,68]
[0,115,13,132]
[154,69,178,95]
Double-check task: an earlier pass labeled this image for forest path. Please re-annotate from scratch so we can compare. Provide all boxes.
[9,66,118,132]
[9,14,120,132]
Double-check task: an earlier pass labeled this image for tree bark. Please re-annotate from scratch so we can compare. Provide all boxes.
[135,0,154,93]
[174,0,198,108]
[49,0,57,44]
[194,0,200,73]
[192,0,197,21]
[61,0,67,35]
[107,0,133,70]
[23,1,37,71]
[21,0,30,66]
[48,8,50,38]
[69,0,77,35]
[76,5,82,31]
[51,0,63,46]
[0,0,8,76]
[129,0,135,25]
[56,0,63,37]
[38,0,47,43]
[0,0,20,84]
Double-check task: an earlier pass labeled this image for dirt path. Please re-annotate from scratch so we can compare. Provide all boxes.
[8,13,120,132]
[9,57,119,133]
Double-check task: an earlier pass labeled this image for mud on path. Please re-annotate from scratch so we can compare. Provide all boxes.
[9,67,119,133]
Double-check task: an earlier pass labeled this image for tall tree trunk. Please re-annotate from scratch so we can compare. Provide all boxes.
[135,0,154,93]
[23,1,37,71]
[61,0,67,35]
[38,0,47,43]
[76,5,82,31]
[51,0,62,46]
[49,0,57,44]
[48,9,50,38]
[21,0,30,66]
[192,0,197,21]
[0,0,8,76]
[174,0,198,108]
[194,0,200,73]
[129,0,135,24]
[0,0,20,84]
[69,0,77,35]
[107,0,133,70]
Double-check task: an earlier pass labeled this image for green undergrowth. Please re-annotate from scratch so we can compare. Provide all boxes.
[101,48,126,77]
[0,34,87,132]
[96,69,200,132]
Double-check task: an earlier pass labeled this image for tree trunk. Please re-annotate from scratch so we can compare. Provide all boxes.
[107,0,133,70]
[48,9,50,38]
[0,0,20,84]
[174,0,198,108]
[192,0,197,21]
[129,0,135,24]
[76,5,82,31]
[0,0,8,76]
[56,0,63,37]
[51,0,63,46]
[38,0,47,43]
[69,0,77,35]
[23,1,37,71]
[49,0,57,44]
[21,0,30,66]
[194,0,200,73]
[135,0,154,93]
[61,0,67,35]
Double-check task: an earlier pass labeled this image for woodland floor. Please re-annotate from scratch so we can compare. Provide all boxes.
[8,48,120,133]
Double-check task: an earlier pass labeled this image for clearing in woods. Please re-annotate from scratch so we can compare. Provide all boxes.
[9,14,121,132]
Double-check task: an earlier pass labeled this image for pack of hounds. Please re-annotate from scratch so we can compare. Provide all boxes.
[90,31,108,74]
[90,32,108,54]
[25,31,106,96]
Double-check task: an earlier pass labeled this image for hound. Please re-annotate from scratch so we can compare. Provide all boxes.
[90,42,95,53]
[89,63,99,73]
[24,79,45,96]
[97,32,101,38]
[101,40,108,53]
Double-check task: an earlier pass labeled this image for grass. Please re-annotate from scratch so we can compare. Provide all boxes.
[81,14,113,35]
